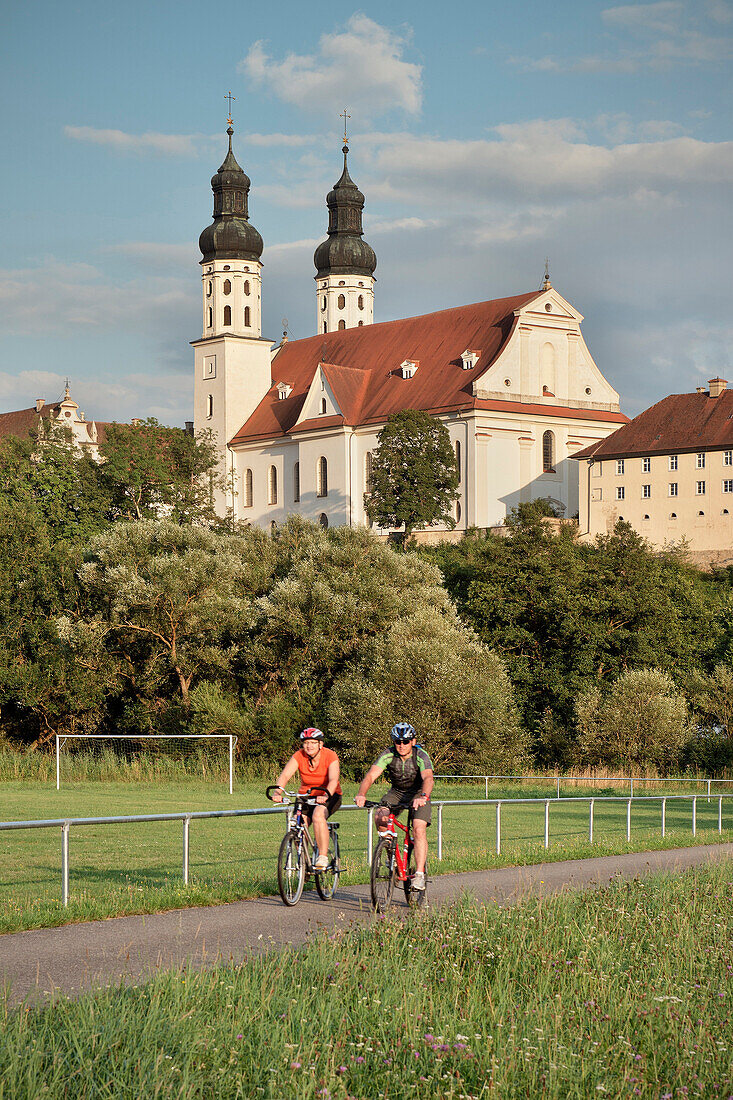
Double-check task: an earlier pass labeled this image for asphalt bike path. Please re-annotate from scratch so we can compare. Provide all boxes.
[2,842,731,1008]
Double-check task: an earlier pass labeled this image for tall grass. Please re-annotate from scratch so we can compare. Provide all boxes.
[1,859,730,1099]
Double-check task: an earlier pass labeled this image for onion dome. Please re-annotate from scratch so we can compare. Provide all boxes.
[199,127,263,264]
[313,145,376,278]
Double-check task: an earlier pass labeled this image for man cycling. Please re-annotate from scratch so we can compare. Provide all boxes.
[355,722,434,892]
[272,728,342,871]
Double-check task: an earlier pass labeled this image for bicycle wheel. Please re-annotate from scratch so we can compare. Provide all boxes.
[315,827,340,900]
[277,833,305,906]
[370,838,396,913]
[404,847,427,908]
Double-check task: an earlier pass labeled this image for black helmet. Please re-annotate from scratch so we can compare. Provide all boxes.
[390,722,416,743]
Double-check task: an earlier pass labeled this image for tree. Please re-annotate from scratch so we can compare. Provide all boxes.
[364,409,459,541]
[575,668,689,772]
[100,419,228,525]
[326,607,527,772]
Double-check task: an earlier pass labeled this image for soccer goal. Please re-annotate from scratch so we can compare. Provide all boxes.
[55,734,237,793]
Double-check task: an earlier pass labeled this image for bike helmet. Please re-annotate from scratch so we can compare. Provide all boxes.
[299,727,324,741]
[390,722,416,743]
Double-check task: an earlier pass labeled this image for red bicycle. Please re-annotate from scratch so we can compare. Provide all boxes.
[364,800,427,911]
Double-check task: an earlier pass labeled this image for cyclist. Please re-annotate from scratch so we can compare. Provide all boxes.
[354,722,434,892]
[272,728,342,871]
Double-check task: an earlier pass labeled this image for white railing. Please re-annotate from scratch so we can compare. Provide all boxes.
[433,774,733,800]
[2,794,731,907]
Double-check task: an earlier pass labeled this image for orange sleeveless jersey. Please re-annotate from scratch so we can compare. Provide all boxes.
[294,746,342,796]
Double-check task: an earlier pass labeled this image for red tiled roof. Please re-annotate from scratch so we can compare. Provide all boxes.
[232,293,560,444]
[0,403,111,445]
[573,388,733,460]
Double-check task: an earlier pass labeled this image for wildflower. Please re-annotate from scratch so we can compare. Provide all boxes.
[337,1067,347,1075]
[424,1034,435,1042]
[290,1062,301,1070]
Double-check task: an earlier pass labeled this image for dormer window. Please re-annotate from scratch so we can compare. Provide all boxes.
[399,359,419,379]
[276,382,293,400]
[461,350,480,370]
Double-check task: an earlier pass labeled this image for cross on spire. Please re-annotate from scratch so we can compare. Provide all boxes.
[225,91,236,126]
[340,108,351,145]
[63,377,71,398]
[542,257,552,290]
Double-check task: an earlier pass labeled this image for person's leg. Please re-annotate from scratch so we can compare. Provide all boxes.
[412,819,428,874]
[312,805,329,864]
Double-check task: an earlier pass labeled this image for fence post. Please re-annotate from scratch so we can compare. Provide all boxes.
[485,776,489,800]
[662,797,666,838]
[437,803,443,861]
[61,822,70,907]
[630,777,634,799]
[692,795,697,837]
[367,807,374,865]
[556,775,560,800]
[56,734,60,792]
[589,799,594,844]
[719,796,723,834]
[495,802,501,856]
[544,799,550,849]
[707,778,711,802]
[626,799,631,843]
[183,816,190,885]
[229,736,234,796]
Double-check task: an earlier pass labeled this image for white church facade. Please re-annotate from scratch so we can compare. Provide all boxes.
[194,125,628,530]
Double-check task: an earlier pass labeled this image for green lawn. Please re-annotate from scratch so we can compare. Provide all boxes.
[1,776,730,933]
[1,859,731,1099]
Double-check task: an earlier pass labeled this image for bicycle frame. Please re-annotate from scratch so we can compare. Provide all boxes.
[378,811,413,882]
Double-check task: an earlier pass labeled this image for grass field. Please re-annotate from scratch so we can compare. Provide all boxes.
[1,858,730,1099]
[1,773,731,934]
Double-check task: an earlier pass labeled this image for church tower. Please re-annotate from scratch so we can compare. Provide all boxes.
[313,129,376,334]
[193,116,272,515]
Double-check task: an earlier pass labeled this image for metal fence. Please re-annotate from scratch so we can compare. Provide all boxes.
[433,774,733,800]
[2,794,731,907]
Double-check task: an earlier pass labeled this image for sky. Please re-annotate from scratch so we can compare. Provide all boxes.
[1,0,731,426]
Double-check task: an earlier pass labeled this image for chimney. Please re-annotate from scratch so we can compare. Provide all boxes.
[35,398,45,412]
[184,421,194,436]
[696,387,706,394]
[709,377,728,398]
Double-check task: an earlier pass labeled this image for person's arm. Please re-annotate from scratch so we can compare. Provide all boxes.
[354,763,384,807]
[272,756,299,803]
[316,756,341,804]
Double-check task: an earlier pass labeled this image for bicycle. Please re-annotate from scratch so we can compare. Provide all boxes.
[363,800,428,912]
[266,785,341,906]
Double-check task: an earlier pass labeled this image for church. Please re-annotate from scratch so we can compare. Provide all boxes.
[193,123,628,531]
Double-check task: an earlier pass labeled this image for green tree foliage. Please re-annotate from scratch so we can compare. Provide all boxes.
[575,668,690,772]
[364,409,459,540]
[427,519,720,760]
[327,608,528,772]
[100,419,227,525]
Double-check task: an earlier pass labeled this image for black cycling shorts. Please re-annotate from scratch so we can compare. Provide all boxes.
[302,793,342,820]
[379,788,432,825]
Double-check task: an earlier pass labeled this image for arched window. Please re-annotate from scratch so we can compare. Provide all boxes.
[293,461,300,503]
[223,305,232,326]
[320,397,327,414]
[319,513,329,529]
[223,279,231,295]
[206,394,213,419]
[323,322,327,334]
[321,296,327,312]
[268,465,278,505]
[244,280,250,295]
[365,451,373,493]
[338,320,346,330]
[456,501,462,524]
[358,294,364,310]
[337,294,346,310]
[244,468,253,508]
[317,456,328,498]
[207,307,213,328]
[206,282,212,297]
[358,320,364,326]
[542,430,555,473]
[455,440,461,482]
[244,306,251,327]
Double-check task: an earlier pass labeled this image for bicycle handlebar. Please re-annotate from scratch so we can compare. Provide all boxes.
[265,785,330,804]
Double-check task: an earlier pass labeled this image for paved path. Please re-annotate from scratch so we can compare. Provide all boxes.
[2,842,731,1008]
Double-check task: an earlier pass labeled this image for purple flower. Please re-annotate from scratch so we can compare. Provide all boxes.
[290,1062,301,1070]
[236,1034,243,1039]
[355,1056,365,1064]
[424,1034,434,1042]
[337,1066,347,1074]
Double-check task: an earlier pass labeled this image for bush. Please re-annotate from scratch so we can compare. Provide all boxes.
[575,668,689,772]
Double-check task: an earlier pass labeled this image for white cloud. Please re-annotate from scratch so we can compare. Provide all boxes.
[63,126,212,157]
[240,15,422,119]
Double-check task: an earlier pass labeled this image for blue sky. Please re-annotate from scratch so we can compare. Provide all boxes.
[1,0,731,425]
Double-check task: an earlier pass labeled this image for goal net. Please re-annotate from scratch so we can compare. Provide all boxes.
[55,734,237,793]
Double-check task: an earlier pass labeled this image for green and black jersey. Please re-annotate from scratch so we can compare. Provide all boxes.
[371,744,434,799]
